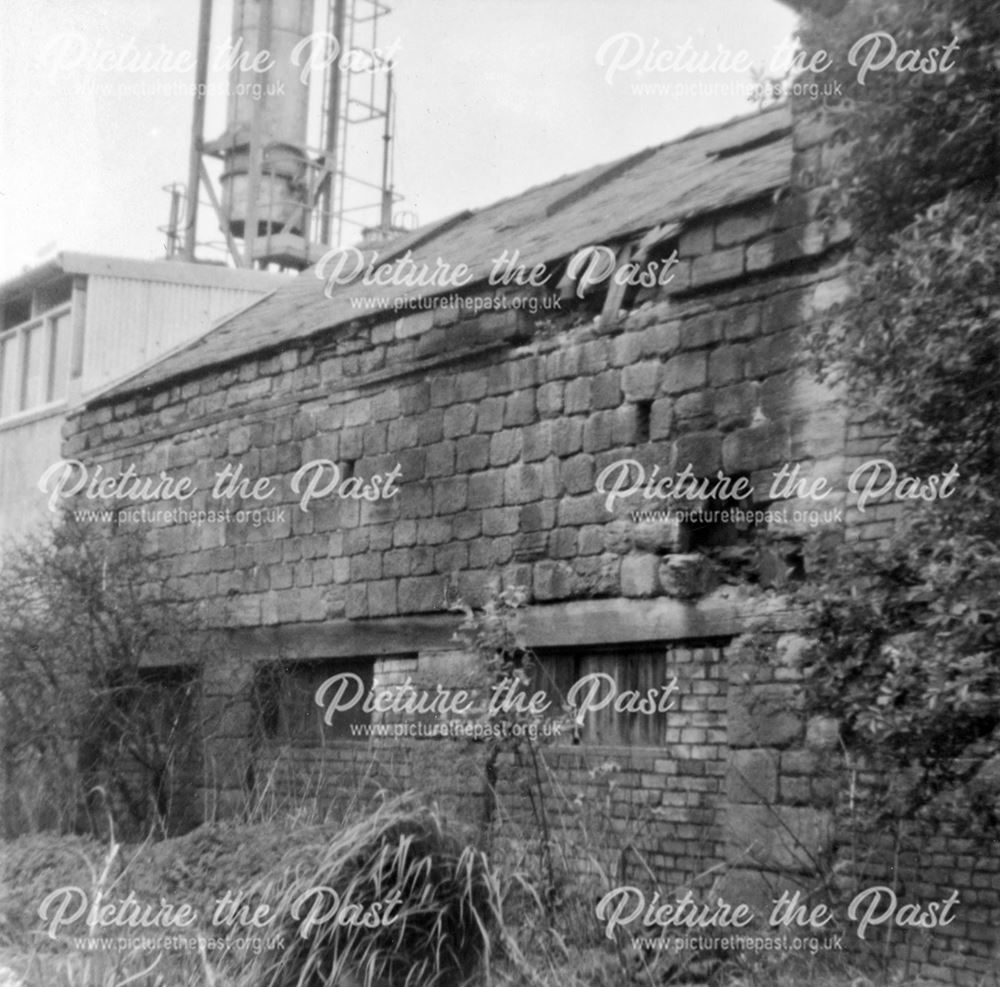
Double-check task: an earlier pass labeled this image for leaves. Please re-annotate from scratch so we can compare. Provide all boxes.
[794,0,1000,818]
[0,519,207,837]
[797,0,1000,249]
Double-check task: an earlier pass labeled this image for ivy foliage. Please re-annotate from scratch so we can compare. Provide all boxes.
[798,0,1000,248]
[792,0,1000,819]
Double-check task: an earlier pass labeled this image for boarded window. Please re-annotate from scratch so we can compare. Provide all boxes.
[253,658,376,744]
[535,641,727,747]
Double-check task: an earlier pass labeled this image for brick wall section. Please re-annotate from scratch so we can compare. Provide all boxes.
[828,765,1000,983]
[248,642,733,894]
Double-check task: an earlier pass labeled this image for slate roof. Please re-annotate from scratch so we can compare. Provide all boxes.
[98,104,793,402]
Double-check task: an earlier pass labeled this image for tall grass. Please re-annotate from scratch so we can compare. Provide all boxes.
[240,794,503,987]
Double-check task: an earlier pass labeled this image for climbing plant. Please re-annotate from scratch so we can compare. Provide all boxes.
[790,0,1000,820]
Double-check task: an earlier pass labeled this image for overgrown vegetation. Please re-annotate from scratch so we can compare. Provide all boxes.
[793,0,1000,819]
[0,519,207,838]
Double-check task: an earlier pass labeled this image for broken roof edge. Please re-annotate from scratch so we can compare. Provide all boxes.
[84,182,790,413]
[85,104,795,410]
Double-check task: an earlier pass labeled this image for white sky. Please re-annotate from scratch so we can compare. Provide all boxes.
[0,0,798,280]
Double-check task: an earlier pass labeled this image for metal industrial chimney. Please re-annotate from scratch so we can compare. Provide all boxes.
[209,0,314,240]
[175,0,405,270]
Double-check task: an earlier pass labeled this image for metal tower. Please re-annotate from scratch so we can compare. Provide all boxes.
[168,0,407,270]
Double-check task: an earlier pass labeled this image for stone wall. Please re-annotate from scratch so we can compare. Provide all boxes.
[64,210,851,628]
[64,163,854,949]
[62,91,1000,982]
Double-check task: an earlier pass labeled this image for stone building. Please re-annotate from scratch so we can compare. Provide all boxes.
[61,92,997,983]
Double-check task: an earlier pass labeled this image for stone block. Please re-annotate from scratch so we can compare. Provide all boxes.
[622,361,660,401]
[536,381,563,417]
[564,377,592,414]
[482,507,519,536]
[344,584,368,619]
[582,412,614,453]
[748,330,797,377]
[678,313,722,350]
[641,320,681,358]
[558,494,609,526]
[714,382,758,430]
[398,575,443,614]
[476,397,506,433]
[468,471,505,509]
[611,405,642,446]
[631,521,680,554]
[395,311,434,339]
[621,553,660,598]
[728,685,803,748]
[715,208,772,248]
[504,461,558,504]
[611,332,642,366]
[443,403,477,438]
[363,423,387,455]
[489,430,522,467]
[425,441,456,477]
[455,370,489,402]
[708,344,747,386]
[728,749,779,803]
[416,411,444,446]
[679,221,714,257]
[551,418,584,457]
[722,424,790,473]
[455,434,490,472]
[367,579,398,617]
[805,716,839,751]
[504,389,536,427]
[691,246,745,287]
[561,454,595,495]
[673,432,722,476]
[417,517,452,546]
[658,553,717,599]
[371,390,400,421]
[724,805,833,873]
[591,371,623,410]
[521,423,552,462]
[660,351,707,395]
[519,502,556,532]
[435,542,468,572]
[533,560,577,601]
[433,476,468,514]
[650,398,673,440]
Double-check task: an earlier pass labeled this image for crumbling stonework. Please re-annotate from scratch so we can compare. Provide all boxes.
[61,90,999,983]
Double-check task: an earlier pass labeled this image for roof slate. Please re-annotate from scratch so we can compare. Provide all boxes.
[99,104,792,402]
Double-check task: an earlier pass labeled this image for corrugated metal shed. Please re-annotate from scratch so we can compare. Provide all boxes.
[100,105,793,402]
[81,276,278,394]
